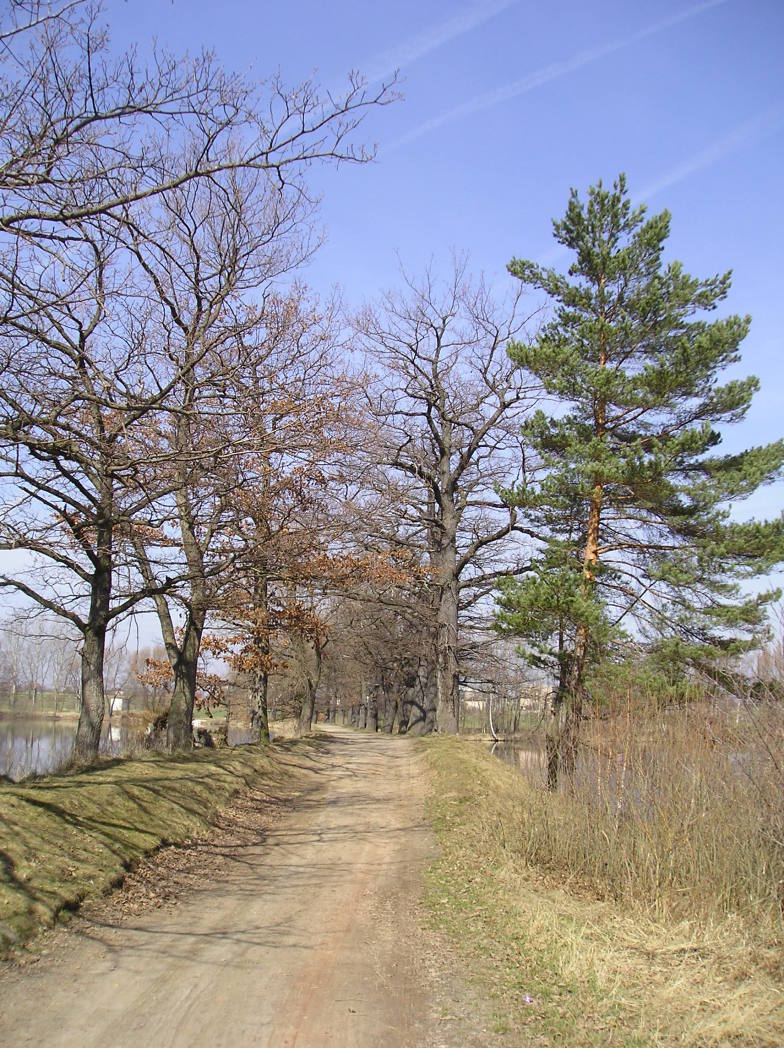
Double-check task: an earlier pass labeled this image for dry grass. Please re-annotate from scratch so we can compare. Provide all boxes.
[510,701,784,929]
[423,731,784,1046]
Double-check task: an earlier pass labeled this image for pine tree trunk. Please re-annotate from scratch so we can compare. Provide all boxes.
[553,463,602,787]
[546,695,562,791]
[558,625,589,785]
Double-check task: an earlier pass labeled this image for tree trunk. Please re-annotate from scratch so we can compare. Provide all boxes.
[297,681,315,735]
[250,667,271,743]
[358,702,367,729]
[436,567,460,734]
[167,664,196,750]
[552,345,605,786]
[167,622,201,750]
[545,639,570,790]
[397,670,417,734]
[512,695,521,735]
[405,682,425,735]
[549,489,600,788]
[296,638,322,736]
[556,624,589,786]
[74,622,107,762]
[132,517,206,753]
[398,694,412,733]
[381,690,397,733]
[424,667,437,734]
[74,548,111,763]
[367,686,378,732]
[250,572,271,744]
[407,665,437,736]
[553,456,602,786]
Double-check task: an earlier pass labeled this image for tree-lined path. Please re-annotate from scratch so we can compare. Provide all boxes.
[0,729,490,1047]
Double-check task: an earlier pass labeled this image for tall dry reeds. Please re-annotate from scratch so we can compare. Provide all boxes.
[508,686,784,934]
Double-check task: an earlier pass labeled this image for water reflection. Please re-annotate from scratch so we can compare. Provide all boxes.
[491,736,657,806]
[0,717,146,781]
[490,739,546,781]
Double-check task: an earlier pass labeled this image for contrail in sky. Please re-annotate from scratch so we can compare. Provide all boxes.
[533,101,784,268]
[637,102,784,202]
[387,0,730,150]
[361,0,520,85]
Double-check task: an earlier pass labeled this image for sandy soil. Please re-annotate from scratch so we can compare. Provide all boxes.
[0,726,498,1048]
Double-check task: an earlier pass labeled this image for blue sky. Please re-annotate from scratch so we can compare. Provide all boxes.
[106,0,783,521]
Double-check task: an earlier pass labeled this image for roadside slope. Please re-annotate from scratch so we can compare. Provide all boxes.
[0,734,305,949]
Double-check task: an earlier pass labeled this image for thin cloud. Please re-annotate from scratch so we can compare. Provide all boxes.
[361,0,520,85]
[387,0,730,151]
[532,102,784,269]
[637,103,784,202]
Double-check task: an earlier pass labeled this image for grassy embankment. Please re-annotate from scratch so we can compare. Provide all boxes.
[0,732,311,952]
[422,705,784,1047]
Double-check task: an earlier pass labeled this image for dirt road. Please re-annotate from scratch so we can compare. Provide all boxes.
[0,727,493,1047]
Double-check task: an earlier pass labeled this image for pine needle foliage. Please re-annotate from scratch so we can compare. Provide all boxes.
[497,175,784,781]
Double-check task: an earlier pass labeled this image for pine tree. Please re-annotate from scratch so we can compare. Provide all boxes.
[497,174,784,787]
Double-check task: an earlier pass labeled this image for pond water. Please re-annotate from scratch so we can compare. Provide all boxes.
[490,739,546,782]
[489,738,618,797]
[0,716,147,781]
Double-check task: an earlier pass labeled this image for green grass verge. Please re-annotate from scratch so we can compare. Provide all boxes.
[0,740,311,951]
[421,736,784,1047]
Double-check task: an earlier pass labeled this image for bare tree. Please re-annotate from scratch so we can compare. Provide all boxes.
[358,261,538,733]
[124,170,296,749]
[0,2,395,235]
[0,609,80,712]
[0,1,395,761]
[212,288,361,742]
[0,216,172,756]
